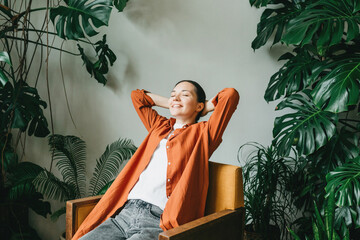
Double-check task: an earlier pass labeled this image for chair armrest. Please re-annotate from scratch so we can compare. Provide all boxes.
[158,207,245,240]
[66,195,103,240]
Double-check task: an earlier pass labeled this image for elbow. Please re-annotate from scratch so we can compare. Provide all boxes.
[223,88,240,105]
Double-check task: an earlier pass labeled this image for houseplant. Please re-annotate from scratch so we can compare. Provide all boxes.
[249,0,360,236]
[1,1,129,238]
[33,134,137,220]
[239,142,297,240]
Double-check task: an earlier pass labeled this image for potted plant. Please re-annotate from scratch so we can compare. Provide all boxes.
[1,1,128,238]
[249,0,360,236]
[33,134,137,221]
[239,142,297,240]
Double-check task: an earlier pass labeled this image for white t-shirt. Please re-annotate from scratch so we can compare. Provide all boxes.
[128,123,185,210]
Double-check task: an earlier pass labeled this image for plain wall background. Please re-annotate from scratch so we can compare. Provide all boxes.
[23,0,288,239]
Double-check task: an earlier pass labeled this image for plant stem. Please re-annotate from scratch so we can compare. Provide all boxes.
[4,35,80,56]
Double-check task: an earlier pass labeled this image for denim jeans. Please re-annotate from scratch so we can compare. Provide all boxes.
[79,199,163,240]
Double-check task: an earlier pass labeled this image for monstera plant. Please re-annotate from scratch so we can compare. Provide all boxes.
[0,0,129,238]
[250,0,360,238]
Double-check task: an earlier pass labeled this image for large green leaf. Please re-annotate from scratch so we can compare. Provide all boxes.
[273,90,338,156]
[326,156,360,207]
[265,46,323,102]
[311,57,360,113]
[49,134,86,199]
[0,51,11,86]
[78,35,116,85]
[113,0,129,11]
[282,0,360,54]
[33,169,75,202]
[50,0,112,40]
[0,81,50,137]
[89,138,136,196]
[251,0,303,50]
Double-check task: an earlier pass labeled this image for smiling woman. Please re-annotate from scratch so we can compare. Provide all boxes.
[72,81,239,240]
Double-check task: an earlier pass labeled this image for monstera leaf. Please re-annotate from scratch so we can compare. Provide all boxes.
[0,51,11,86]
[326,156,360,207]
[265,46,323,102]
[0,81,49,137]
[78,35,116,85]
[251,0,303,50]
[273,91,338,156]
[113,0,129,11]
[282,0,360,55]
[50,0,112,40]
[311,57,360,113]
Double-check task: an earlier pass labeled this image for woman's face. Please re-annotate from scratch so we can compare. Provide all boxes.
[168,81,204,124]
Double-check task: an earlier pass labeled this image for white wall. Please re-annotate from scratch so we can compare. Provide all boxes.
[25,0,287,239]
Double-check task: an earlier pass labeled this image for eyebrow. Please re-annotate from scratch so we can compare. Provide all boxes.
[171,90,192,93]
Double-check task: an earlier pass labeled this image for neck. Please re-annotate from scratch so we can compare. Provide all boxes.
[175,118,195,126]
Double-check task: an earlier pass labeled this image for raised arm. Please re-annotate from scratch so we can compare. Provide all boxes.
[145,92,169,109]
[131,89,168,132]
[206,88,240,150]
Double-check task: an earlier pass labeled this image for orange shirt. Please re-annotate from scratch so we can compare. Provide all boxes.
[72,88,239,240]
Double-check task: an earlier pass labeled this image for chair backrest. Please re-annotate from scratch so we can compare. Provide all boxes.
[205,161,244,215]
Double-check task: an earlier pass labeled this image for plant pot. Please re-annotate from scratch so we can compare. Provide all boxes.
[244,224,281,240]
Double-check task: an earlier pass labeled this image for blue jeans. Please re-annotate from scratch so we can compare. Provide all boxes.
[79,199,163,240]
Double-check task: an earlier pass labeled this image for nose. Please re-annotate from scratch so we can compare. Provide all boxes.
[173,93,180,101]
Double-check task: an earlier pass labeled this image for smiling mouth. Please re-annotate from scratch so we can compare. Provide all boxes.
[172,104,182,108]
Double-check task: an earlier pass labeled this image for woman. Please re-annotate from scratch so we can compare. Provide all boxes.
[74,80,239,240]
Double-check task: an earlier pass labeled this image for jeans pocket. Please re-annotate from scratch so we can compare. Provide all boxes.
[149,205,163,219]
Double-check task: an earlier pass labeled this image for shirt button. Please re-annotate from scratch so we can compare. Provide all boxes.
[167,195,170,199]
[166,146,170,149]
[168,162,171,165]
[167,179,170,182]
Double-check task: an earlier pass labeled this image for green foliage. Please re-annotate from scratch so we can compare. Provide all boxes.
[273,90,338,156]
[239,142,296,239]
[34,135,136,220]
[89,138,137,196]
[78,35,117,85]
[50,0,113,40]
[114,0,129,12]
[250,0,360,237]
[289,189,350,240]
[0,81,49,137]
[0,51,11,86]
[282,1,360,54]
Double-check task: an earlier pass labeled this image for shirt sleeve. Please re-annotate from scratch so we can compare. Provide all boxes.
[207,88,240,150]
[131,89,165,132]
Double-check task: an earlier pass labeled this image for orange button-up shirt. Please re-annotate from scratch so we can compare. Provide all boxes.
[72,88,239,240]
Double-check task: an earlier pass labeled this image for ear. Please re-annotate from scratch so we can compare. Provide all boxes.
[196,102,205,112]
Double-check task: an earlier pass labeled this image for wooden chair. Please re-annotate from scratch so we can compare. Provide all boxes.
[66,161,245,240]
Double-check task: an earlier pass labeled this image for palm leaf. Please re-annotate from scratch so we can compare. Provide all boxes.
[7,162,43,200]
[265,46,323,102]
[49,134,86,198]
[311,57,360,113]
[33,169,75,202]
[50,0,112,40]
[89,138,136,196]
[326,156,360,207]
[282,0,360,54]
[251,0,303,50]
[273,90,338,156]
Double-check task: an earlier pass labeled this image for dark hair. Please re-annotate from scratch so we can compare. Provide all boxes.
[175,80,206,122]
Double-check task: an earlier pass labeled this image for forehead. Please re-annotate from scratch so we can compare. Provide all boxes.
[172,82,196,92]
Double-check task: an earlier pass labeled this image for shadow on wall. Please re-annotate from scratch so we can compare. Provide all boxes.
[106,52,139,94]
[124,0,182,34]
